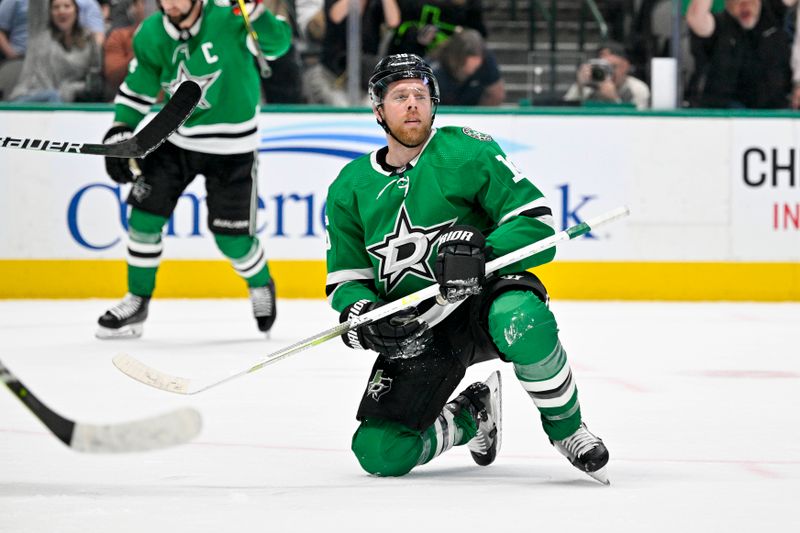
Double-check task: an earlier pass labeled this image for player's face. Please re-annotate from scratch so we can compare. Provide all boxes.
[160,0,195,23]
[379,79,434,146]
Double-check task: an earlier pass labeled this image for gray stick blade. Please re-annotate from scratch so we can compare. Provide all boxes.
[69,407,202,453]
[113,353,194,394]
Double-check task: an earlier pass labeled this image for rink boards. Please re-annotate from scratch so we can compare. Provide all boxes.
[0,107,798,300]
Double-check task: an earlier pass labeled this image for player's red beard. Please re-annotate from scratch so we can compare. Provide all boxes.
[383,110,432,147]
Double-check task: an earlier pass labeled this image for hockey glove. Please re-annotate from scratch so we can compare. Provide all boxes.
[103,125,136,184]
[231,0,263,17]
[434,225,489,304]
[340,299,432,359]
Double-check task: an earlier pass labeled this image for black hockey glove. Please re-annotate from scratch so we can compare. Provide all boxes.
[103,125,136,184]
[339,299,432,359]
[434,225,489,304]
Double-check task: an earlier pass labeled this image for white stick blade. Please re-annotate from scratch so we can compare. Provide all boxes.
[113,353,192,394]
[69,407,202,453]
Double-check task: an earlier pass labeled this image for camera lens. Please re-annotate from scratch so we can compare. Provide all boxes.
[590,65,605,82]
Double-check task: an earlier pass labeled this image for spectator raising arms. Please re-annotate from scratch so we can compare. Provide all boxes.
[388,0,487,57]
[686,0,798,108]
[9,0,103,102]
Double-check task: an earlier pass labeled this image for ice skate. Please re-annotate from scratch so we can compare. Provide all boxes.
[551,422,610,485]
[96,293,150,339]
[451,370,502,466]
[250,279,276,335]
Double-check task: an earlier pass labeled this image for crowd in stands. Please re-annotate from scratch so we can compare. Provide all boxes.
[1,0,800,109]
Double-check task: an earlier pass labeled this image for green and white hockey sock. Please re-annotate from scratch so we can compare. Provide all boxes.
[126,209,167,297]
[488,290,582,441]
[416,400,477,466]
[215,234,270,288]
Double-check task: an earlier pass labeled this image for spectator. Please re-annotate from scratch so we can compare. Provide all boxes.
[0,0,26,61]
[103,0,148,99]
[430,28,504,105]
[563,41,651,109]
[686,0,797,108]
[302,0,400,106]
[388,0,487,57]
[294,0,325,44]
[260,0,305,103]
[5,0,106,56]
[77,0,107,45]
[9,0,103,102]
[105,0,155,31]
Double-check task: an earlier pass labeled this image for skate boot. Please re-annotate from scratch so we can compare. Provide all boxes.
[551,422,610,485]
[96,293,150,339]
[450,370,502,466]
[249,279,276,334]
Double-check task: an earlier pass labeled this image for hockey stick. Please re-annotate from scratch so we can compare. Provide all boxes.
[114,206,630,395]
[1,359,202,452]
[0,80,201,158]
[236,0,272,78]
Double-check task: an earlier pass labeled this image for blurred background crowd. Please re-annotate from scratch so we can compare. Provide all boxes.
[1,0,800,110]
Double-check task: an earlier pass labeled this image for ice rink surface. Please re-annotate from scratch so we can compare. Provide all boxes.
[1,298,798,532]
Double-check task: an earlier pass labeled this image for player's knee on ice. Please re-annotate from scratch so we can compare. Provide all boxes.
[487,290,559,365]
[351,418,423,477]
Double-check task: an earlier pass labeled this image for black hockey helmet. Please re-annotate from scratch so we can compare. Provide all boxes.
[368,54,440,115]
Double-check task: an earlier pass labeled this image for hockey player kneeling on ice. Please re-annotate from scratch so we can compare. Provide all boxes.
[325,54,610,484]
[96,0,292,339]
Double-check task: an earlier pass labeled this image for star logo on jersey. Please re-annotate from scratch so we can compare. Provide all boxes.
[367,204,456,294]
[163,62,220,110]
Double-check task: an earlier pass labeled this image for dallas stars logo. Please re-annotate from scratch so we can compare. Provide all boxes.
[163,62,220,110]
[367,205,455,294]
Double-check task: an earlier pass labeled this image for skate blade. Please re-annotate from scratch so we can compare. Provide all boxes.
[586,466,610,486]
[96,323,143,340]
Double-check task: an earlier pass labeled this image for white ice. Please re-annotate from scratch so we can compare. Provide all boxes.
[1,298,798,532]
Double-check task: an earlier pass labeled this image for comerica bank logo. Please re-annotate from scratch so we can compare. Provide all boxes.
[67,183,329,250]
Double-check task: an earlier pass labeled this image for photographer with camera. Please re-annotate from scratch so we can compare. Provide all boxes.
[563,41,650,110]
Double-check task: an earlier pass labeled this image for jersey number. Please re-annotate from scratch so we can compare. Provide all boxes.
[495,155,529,184]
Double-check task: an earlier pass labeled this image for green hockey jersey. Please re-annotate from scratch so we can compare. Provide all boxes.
[325,126,557,313]
[114,0,291,154]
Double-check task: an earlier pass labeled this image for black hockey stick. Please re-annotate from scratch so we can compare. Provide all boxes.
[0,358,202,453]
[0,80,201,158]
[114,206,631,395]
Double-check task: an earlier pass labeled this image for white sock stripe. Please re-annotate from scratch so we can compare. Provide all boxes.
[440,407,457,452]
[127,239,163,255]
[543,400,581,421]
[518,363,572,393]
[231,241,262,269]
[235,250,266,279]
[127,254,161,268]
[433,415,446,458]
[527,379,577,408]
